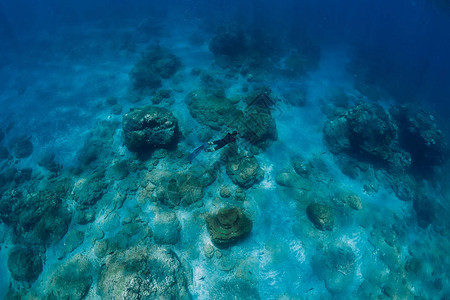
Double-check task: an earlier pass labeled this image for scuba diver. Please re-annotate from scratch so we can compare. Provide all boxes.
[188,131,238,163]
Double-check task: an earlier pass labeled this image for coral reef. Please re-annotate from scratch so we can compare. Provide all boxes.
[97,246,190,299]
[226,153,264,188]
[206,207,252,248]
[45,254,93,299]
[122,106,179,153]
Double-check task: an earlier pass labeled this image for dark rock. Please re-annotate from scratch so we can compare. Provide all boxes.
[209,24,247,58]
[206,207,252,248]
[111,104,122,115]
[152,89,172,104]
[0,183,72,247]
[38,152,62,173]
[10,135,33,158]
[7,247,43,282]
[226,154,263,188]
[413,196,435,228]
[97,246,190,299]
[390,104,448,170]
[123,106,179,153]
[306,202,334,231]
[0,146,9,159]
[46,254,93,300]
[324,102,398,161]
[129,46,181,93]
[71,170,107,207]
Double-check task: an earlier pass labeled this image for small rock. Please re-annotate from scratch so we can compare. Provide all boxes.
[203,243,215,259]
[220,186,232,198]
[345,194,362,210]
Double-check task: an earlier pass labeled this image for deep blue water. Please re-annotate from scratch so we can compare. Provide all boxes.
[0,0,449,299]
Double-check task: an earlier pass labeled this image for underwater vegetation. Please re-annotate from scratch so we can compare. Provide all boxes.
[0,2,449,299]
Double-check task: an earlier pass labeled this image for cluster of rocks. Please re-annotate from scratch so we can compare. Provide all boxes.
[323,102,448,174]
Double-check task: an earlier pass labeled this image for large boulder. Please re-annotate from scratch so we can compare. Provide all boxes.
[226,154,264,188]
[97,245,190,299]
[390,104,448,170]
[123,106,179,153]
[306,202,334,231]
[45,254,93,300]
[206,207,252,248]
[7,247,43,283]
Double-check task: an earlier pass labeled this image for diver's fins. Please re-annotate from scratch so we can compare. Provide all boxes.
[188,143,207,163]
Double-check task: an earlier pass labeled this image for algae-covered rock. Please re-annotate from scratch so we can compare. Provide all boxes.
[7,247,43,283]
[185,88,242,130]
[97,245,190,299]
[122,106,179,153]
[206,207,252,248]
[46,254,93,300]
[152,210,181,245]
[226,154,263,188]
[306,202,334,231]
[151,165,217,208]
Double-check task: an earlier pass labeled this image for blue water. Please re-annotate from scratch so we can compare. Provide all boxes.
[0,0,449,299]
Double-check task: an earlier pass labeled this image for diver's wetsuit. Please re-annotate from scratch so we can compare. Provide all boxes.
[207,132,237,151]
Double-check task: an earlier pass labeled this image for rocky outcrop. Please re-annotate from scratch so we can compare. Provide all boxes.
[306,202,334,231]
[206,207,252,248]
[123,106,179,153]
[390,104,448,170]
[7,247,43,283]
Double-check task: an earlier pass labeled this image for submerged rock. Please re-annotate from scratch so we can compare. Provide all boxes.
[10,135,33,158]
[7,247,43,283]
[122,106,179,153]
[185,88,242,130]
[226,154,263,188]
[45,254,93,300]
[306,202,334,231]
[152,210,181,245]
[390,104,448,170]
[129,46,181,93]
[206,207,252,248]
[97,245,190,299]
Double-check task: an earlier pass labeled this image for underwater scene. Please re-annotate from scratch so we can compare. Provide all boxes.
[1,0,450,299]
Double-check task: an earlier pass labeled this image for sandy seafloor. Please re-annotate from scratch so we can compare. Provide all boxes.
[0,15,449,300]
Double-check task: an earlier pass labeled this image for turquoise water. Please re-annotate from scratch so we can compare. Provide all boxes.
[0,1,449,299]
